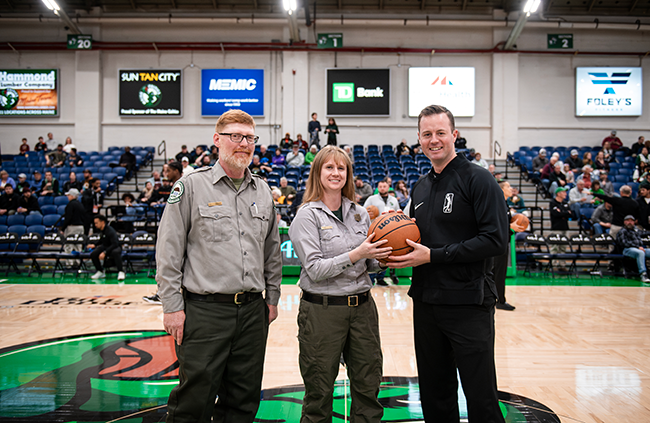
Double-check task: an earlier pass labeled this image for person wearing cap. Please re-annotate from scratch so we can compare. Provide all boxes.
[532,148,548,172]
[616,215,650,284]
[286,143,305,167]
[636,182,650,231]
[565,149,583,172]
[0,185,20,216]
[61,188,87,262]
[593,185,639,239]
[602,130,623,150]
[16,187,41,215]
[181,156,194,175]
[16,173,30,194]
[550,187,573,232]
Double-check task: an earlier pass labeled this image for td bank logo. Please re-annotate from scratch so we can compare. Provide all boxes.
[333,83,384,102]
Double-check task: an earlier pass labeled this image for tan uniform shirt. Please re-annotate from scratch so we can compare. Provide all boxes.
[288,197,380,296]
[156,162,282,314]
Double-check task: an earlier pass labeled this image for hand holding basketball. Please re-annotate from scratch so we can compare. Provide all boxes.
[510,213,529,232]
[386,239,431,268]
[349,233,392,264]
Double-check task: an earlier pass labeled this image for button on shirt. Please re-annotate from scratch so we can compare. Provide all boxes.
[156,162,283,314]
[289,197,381,296]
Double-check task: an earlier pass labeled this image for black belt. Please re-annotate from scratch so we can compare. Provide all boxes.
[301,290,370,307]
[184,290,262,305]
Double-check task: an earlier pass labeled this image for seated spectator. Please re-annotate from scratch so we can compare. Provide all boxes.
[635,147,649,179]
[66,148,84,167]
[364,179,401,212]
[472,152,488,169]
[276,213,288,228]
[121,193,145,221]
[562,163,575,184]
[16,173,30,194]
[343,145,355,165]
[286,144,305,167]
[16,188,41,215]
[593,185,639,239]
[394,180,410,209]
[150,178,172,205]
[591,202,613,235]
[590,180,606,207]
[82,178,104,217]
[396,139,412,156]
[565,149,582,172]
[32,170,43,188]
[577,165,595,189]
[280,133,293,149]
[582,152,593,168]
[507,186,527,214]
[305,145,318,165]
[249,155,269,177]
[598,172,614,196]
[602,142,615,163]
[34,136,48,152]
[295,133,308,151]
[190,146,204,164]
[279,177,296,203]
[411,145,421,157]
[548,163,567,194]
[199,154,213,168]
[631,136,646,157]
[354,176,373,204]
[271,188,285,205]
[138,181,155,204]
[119,146,137,177]
[259,144,273,162]
[532,149,548,172]
[47,144,67,167]
[146,170,162,190]
[488,163,496,176]
[603,130,623,150]
[0,170,16,190]
[569,180,595,216]
[637,181,650,230]
[39,171,60,196]
[176,145,192,162]
[181,157,194,175]
[209,145,219,163]
[192,147,209,168]
[540,156,559,186]
[272,148,286,166]
[82,169,93,191]
[454,131,467,149]
[63,171,83,193]
[617,215,650,283]
[0,185,20,216]
[593,151,609,172]
[19,138,30,155]
[62,136,76,154]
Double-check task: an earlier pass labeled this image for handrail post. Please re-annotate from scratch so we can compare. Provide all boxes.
[493,140,501,166]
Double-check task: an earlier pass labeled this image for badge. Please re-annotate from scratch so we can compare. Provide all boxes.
[354,214,361,222]
[321,226,333,230]
[208,201,222,207]
[167,180,184,204]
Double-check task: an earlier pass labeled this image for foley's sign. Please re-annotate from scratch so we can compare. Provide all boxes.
[576,67,642,116]
[119,69,182,117]
[327,68,390,116]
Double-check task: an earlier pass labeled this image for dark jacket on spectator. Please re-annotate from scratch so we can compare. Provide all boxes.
[0,193,20,213]
[637,197,650,231]
[593,193,639,227]
[18,195,41,214]
[96,224,121,256]
[550,198,573,230]
[61,198,87,230]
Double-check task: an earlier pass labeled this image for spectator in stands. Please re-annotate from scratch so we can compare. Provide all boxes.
[121,193,145,222]
[286,144,305,167]
[39,171,60,196]
[279,177,297,203]
[271,188,284,205]
[550,187,573,237]
[395,180,410,209]
[0,170,16,190]
[199,155,212,167]
[46,132,58,150]
[32,170,43,188]
[259,144,273,162]
[19,137,29,155]
[151,178,172,205]
[354,176,373,204]
[593,150,609,172]
[325,118,339,146]
[540,156,558,180]
[181,157,195,175]
[308,112,321,147]
[472,152,488,169]
[167,161,183,185]
[507,186,527,214]
[209,145,219,163]
[280,133,293,149]
[601,142,615,163]
[488,163,496,176]
[61,188,86,258]
[562,163,575,184]
[66,148,84,168]
[119,146,137,177]
[397,139,412,156]
[582,152,593,168]
[590,180,605,205]
[454,131,467,149]
[0,185,19,216]
[63,171,83,193]
[47,144,67,168]
[569,179,595,216]
[88,214,125,281]
[603,130,623,150]
[532,149,548,172]
[364,179,401,212]
[176,145,192,162]
[192,147,209,168]
[305,145,318,165]
[81,169,93,191]
[272,148,286,166]
[34,136,48,152]
[16,173,30,194]
[296,133,309,151]
[591,202,613,235]
[16,187,40,215]
[548,163,567,194]
[82,178,104,219]
[62,136,75,154]
[593,185,639,239]
[635,147,649,179]
[467,148,476,161]
[617,215,650,284]
[343,145,355,165]
[598,172,614,196]
[631,136,646,157]
[249,155,269,177]
[577,165,594,189]
[565,149,582,172]
[636,181,650,231]
[146,170,162,190]
[138,181,155,204]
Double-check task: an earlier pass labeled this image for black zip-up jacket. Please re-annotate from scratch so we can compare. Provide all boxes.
[408,156,509,305]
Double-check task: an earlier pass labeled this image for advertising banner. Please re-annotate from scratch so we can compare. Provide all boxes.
[119,69,182,117]
[408,67,475,117]
[201,69,264,116]
[0,69,59,116]
[327,69,390,116]
[576,67,642,116]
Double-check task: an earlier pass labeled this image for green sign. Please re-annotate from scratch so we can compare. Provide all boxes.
[332,82,354,102]
[67,34,93,50]
[317,33,343,49]
[547,34,573,49]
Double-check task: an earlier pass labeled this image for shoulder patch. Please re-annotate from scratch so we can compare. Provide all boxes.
[167,180,185,204]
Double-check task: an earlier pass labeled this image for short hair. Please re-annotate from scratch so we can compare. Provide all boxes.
[57,144,63,148]
[621,185,632,195]
[94,214,107,223]
[311,112,317,118]
[71,148,77,153]
[90,178,99,184]
[418,105,456,132]
[181,144,187,149]
[280,177,287,182]
[214,109,255,133]
[379,178,391,186]
[168,161,183,174]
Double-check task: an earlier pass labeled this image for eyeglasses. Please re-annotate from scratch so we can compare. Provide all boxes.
[219,133,260,144]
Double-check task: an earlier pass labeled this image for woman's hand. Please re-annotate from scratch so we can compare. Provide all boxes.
[349,233,392,264]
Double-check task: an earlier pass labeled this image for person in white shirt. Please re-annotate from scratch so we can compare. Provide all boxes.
[569,179,595,217]
[286,144,305,167]
[181,157,194,175]
[363,179,401,213]
[472,152,488,169]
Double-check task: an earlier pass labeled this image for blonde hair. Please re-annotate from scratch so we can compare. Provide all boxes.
[214,109,255,133]
[303,146,355,204]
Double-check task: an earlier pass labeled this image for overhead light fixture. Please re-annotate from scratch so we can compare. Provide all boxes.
[41,0,82,34]
[523,0,541,16]
[42,0,60,11]
[283,0,298,14]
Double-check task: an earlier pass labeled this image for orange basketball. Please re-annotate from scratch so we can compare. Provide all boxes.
[366,205,379,221]
[511,213,529,232]
[368,211,421,262]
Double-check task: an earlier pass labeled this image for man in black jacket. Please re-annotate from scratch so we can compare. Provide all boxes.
[88,214,124,281]
[593,185,639,239]
[118,146,137,178]
[16,188,41,215]
[389,105,508,423]
[61,189,87,259]
[0,185,20,216]
[636,181,650,230]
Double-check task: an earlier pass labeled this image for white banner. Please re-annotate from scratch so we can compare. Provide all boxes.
[408,67,475,117]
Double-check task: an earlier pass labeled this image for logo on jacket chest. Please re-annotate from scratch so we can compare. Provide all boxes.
[443,193,454,214]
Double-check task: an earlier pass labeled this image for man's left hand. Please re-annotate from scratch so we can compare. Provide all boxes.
[386,239,430,268]
[268,304,278,324]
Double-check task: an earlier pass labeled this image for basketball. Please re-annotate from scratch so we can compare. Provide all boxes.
[511,213,529,232]
[368,211,421,262]
[366,205,379,221]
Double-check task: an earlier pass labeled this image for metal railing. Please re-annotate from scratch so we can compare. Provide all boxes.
[158,140,167,163]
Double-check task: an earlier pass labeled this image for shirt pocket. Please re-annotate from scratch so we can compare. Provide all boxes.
[198,204,233,242]
[251,203,272,240]
[320,227,342,254]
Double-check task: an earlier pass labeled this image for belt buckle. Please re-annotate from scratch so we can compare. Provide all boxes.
[348,295,359,307]
[234,291,245,305]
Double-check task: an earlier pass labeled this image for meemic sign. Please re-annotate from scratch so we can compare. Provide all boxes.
[576,67,642,116]
[408,67,475,117]
[327,69,390,116]
[201,69,264,116]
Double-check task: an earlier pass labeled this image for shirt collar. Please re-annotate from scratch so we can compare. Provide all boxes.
[212,160,255,189]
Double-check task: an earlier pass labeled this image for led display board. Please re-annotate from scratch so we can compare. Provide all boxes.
[201,69,264,116]
[576,67,642,116]
[0,69,59,116]
[119,69,182,117]
[327,69,390,116]
[408,67,475,118]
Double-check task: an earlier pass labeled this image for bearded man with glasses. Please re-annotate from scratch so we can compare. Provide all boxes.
[156,109,283,422]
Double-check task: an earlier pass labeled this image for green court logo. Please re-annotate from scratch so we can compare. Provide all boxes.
[333,83,355,102]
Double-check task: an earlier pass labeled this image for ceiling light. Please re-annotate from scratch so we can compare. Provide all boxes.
[523,0,541,14]
[283,0,297,12]
[42,0,60,11]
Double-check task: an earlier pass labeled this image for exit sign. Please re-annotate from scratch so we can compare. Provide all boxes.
[317,33,343,49]
[67,34,93,50]
[547,34,573,49]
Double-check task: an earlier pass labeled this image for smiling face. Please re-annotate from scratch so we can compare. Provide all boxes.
[418,113,458,171]
[320,158,347,195]
[214,122,256,176]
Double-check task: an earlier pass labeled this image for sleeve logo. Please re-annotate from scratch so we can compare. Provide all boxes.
[167,180,184,204]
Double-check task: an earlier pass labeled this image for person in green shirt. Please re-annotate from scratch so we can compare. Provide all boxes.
[305,145,318,165]
[590,180,606,205]
[325,118,339,146]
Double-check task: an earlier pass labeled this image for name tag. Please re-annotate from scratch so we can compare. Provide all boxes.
[208,201,222,207]
[321,226,333,230]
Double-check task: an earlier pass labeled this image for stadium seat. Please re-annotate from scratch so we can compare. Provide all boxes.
[7,214,25,226]
[24,214,43,226]
[54,196,69,206]
[41,205,59,215]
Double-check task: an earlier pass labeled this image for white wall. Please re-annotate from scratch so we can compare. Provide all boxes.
[1,19,648,159]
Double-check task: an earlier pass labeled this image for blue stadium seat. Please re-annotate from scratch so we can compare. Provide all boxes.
[57,205,67,215]
[24,214,43,226]
[37,196,54,207]
[54,196,69,206]
[7,214,25,226]
[26,225,46,237]
[0,224,6,233]
[41,205,59,215]
[42,214,61,229]
[0,215,6,225]
[7,225,27,236]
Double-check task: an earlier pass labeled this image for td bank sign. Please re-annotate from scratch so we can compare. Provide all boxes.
[333,83,385,102]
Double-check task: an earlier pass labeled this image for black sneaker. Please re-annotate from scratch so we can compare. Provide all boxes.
[375,278,389,286]
[496,302,516,311]
[142,293,162,305]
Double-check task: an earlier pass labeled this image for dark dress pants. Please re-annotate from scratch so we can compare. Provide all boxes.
[90,245,123,272]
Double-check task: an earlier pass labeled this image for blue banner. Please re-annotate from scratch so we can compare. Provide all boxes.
[201,69,264,116]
